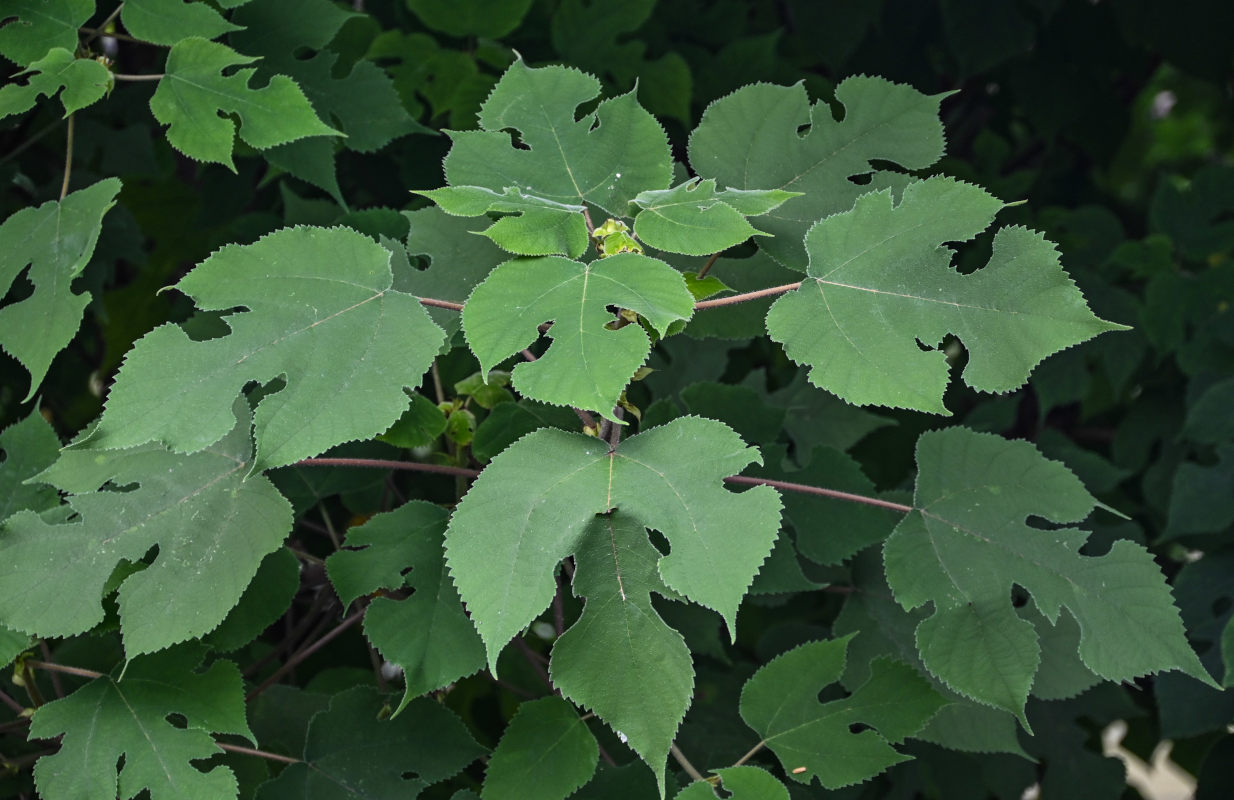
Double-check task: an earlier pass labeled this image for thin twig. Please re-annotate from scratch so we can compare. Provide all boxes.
[59,114,74,200]
[217,742,301,765]
[318,506,341,550]
[694,282,802,310]
[79,27,148,44]
[670,743,705,782]
[0,118,66,166]
[513,638,552,689]
[294,457,480,479]
[111,73,164,81]
[26,660,102,681]
[38,643,64,699]
[81,3,124,47]
[733,740,766,766]
[418,296,464,311]
[0,688,26,715]
[246,610,366,702]
[696,251,721,279]
[724,475,913,513]
[430,361,446,405]
[520,348,538,362]
[243,591,331,678]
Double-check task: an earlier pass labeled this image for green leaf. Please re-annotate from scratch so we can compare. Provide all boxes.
[482,696,599,800]
[30,646,253,800]
[407,0,534,39]
[1182,376,1234,444]
[417,186,589,258]
[442,59,672,218]
[740,636,945,788]
[631,179,798,256]
[765,177,1126,413]
[204,547,300,652]
[254,686,486,799]
[675,766,789,800]
[883,427,1216,726]
[689,76,949,270]
[122,0,243,45]
[0,411,61,523]
[403,206,509,336]
[1167,444,1234,537]
[0,399,292,656]
[149,38,339,170]
[378,392,448,449]
[0,178,121,399]
[0,47,112,120]
[550,514,694,794]
[326,502,485,708]
[86,226,445,471]
[0,0,92,66]
[463,253,694,419]
[446,416,781,664]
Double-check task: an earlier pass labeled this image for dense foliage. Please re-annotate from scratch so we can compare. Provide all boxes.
[1,2,1232,799]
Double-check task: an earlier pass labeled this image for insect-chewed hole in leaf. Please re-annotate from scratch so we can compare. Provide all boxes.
[182,309,235,342]
[498,128,531,151]
[647,528,670,557]
[399,565,415,578]
[1,266,34,305]
[946,228,997,275]
[1010,584,1029,608]
[847,173,874,186]
[246,375,287,405]
[817,684,847,704]
[913,338,934,353]
[1024,515,1063,532]
[99,479,139,494]
[848,722,872,735]
[164,712,188,729]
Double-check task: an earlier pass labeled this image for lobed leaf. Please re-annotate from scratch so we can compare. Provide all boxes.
[765,176,1126,413]
[463,253,694,420]
[327,502,486,711]
[86,226,445,471]
[0,0,92,66]
[149,37,339,169]
[884,427,1217,725]
[442,58,672,217]
[30,646,253,800]
[739,636,945,788]
[629,179,798,256]
[0,47,112,120]
[445,416,781,664]
[550,514,694,794]
[689,76,948,270]
[122,0,242,45]
[0,178,121,399]
[0,399,292,656]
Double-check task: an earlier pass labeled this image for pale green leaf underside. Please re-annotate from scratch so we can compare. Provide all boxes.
[446,416,781,665]
[86,226,445,471]
[883,427,1216,723]
[550,514,694,794]
[150,37,339,169]
[482,696,598,800]
[688,76,948,270]
[0,400,292,656]
[675,766,789,800]
[443,59,672,217]
[30,647,253,800]
[0,178,121,399]
[740,636,945,789]
[463,253,694,420]
[330,503,485,712]
[766,177,1125,414]
[417,185,589,258]
[630,179,797,256]
[0,47,111,120]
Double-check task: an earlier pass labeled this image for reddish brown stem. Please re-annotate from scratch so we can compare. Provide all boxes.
[26,660,103,681]
[696,251,721,279]
[247,610,366,702]
[218,742,301,765]
[694,282,803,310]
[418,296,465,311]
[723,475,914,513]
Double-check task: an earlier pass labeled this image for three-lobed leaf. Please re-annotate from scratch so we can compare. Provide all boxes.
[0,47,112,120]
[739,635,945,788]
[765,176,1126,413]
[463,253,694,419]
[689,76,948,270]
[0,400,292,656]
[30,646,253,800]
[86,226,445,471]
[445,416,781,664]
[442,58,672,217]
[149,37,339,169]
[0,178,121,398]
[884,427,1216,724]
